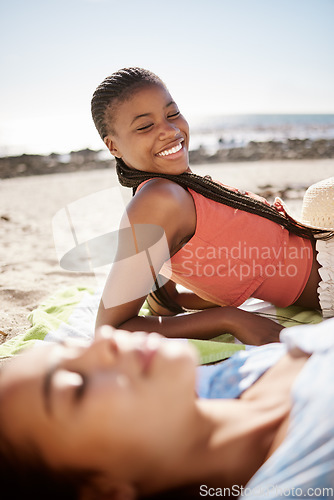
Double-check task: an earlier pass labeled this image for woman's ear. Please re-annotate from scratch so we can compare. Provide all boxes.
[104,136,122,158]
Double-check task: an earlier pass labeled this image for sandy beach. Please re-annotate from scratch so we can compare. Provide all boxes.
[1,158,333,346]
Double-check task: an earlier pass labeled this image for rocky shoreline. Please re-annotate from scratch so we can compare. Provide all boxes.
[189,137,334,164]
[1,138,334,179]
[0,149,114,179]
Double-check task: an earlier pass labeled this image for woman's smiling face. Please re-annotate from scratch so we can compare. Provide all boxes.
[0,329,197,485]
[104,84,190,175]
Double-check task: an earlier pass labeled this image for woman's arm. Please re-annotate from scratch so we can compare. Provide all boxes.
[95,178,196,330]
[116,305,283,345]
[97,278,283,344]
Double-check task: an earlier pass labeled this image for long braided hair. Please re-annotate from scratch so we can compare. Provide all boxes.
[91,67,328,314]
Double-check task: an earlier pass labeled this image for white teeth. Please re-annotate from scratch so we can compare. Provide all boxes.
[157,142,182,157]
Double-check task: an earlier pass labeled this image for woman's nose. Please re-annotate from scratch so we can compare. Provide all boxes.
[69,329,119,370]
[158,120,180,139]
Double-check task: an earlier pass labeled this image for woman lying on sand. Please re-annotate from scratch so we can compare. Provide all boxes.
[1,320,334,499]
[91,68,334,345]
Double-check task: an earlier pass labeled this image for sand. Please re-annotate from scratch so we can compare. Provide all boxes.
[1,158,333,345]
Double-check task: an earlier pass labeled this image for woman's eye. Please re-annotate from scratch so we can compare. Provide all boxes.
[136,123,153,131]
[168,111,180,119]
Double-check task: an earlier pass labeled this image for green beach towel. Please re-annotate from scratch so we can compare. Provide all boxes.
[0,286,322,364]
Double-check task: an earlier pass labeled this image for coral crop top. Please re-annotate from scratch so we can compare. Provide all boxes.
[137,180,313,308]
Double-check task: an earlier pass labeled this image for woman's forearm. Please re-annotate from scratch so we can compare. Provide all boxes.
[119,306,283,345]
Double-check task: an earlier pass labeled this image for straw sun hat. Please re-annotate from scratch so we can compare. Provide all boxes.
[273,176,334,232]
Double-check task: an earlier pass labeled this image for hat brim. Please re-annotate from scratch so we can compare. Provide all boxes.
[274,197,334,232]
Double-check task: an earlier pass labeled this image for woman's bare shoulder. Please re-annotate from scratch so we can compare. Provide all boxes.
[122,178,196,248]
[136,177,192,202]
[126,178,195,224]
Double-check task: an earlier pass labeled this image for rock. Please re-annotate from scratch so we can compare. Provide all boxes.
[0,149,115,178]
[1,139,334,178]
[189,138,334,164]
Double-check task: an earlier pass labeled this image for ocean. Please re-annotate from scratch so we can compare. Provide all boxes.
[188,114,334,153]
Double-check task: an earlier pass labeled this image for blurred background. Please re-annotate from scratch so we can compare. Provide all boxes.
[1,0,333,164]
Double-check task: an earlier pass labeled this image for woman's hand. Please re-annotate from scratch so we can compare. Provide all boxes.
[222,307,283,345]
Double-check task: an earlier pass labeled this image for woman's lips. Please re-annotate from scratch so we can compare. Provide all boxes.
[156,139,184,157]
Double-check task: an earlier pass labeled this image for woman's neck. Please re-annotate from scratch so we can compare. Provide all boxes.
[193,397,290,488]
[191,348,310,489]
[138,397,289,497]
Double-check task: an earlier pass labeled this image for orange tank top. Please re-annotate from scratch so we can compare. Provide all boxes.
[137,180,313,308]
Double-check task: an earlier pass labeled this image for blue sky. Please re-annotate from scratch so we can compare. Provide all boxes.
[1,0,333,155]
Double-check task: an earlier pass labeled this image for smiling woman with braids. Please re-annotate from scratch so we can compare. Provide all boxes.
[91,67,333,345]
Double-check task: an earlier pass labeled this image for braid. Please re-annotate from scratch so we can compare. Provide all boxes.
[116,158,327,240]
